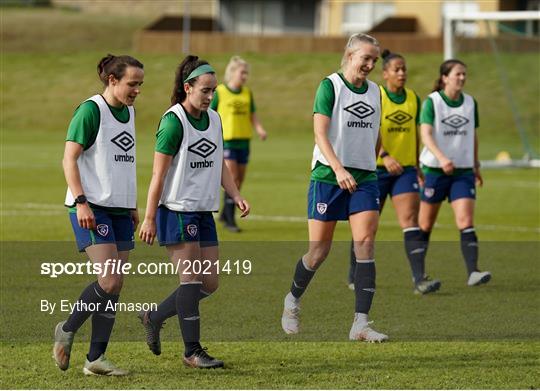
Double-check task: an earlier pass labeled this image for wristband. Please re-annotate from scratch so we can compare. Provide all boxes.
[380,151,389,159]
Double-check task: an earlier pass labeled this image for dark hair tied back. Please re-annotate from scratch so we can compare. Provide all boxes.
[97,54,115,76]
[96,54,144,86]
[381,49,404,70]
[171,54,210,105]
[433,59,466,92]
[381,49,391,59]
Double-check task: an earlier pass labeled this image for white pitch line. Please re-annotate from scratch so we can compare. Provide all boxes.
[247,214,540,233]
[2,205,539,234]
[1,210,65,216]
[16,203,64,209]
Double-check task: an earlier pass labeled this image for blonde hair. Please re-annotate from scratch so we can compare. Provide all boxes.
[224,55,250,84]
[340,33,380,70]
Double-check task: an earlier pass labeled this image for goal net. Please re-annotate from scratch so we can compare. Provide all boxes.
[443,10,540,168]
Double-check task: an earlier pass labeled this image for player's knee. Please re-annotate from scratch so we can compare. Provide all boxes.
[353,234,376,245]
[179,273,201,284]
[419,220,434,232]
[203,280,219,294]
[353,239,375,259]
[399,211,418,228]
[307,247,330,268]
[456,216,474,230]
[100,277,123,295]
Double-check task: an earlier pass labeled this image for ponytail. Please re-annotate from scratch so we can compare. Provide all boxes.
[171,55,211,105]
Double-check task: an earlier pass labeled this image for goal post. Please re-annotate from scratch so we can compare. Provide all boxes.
[443,10,540,165]
[443,11,540,60]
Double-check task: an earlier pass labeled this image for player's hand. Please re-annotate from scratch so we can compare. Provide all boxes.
[474,167,483,187]
[139,218,157,245]
[382,155,403,175]
[131,209,140,232]
[335,166,357,193]
[77,203,96,230]
[234,196,250,217]
[257,128,267,141]
[440,157,455,175]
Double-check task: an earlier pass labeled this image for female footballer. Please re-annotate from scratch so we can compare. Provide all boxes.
[138,55,250,369]
[347,49,441,295]
[281,33,388,342]
[418,59,491,286]
[211,56,267,232]
[54,54,144,376]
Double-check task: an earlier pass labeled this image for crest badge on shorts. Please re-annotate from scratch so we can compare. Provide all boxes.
[96,224,109,237]
[316,202,327,215]
[187,224,198,238]
[424,188,435,198]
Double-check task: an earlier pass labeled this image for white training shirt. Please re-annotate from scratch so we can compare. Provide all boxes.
[159,104,223,212]
[420,91,476,168]
[312,73,381,172]
[65,94,137,208]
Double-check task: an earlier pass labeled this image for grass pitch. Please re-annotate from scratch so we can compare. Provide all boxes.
[1,7,539,389]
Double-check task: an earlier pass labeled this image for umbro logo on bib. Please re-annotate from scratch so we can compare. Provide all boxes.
[344,101,375,119]
[188,138,217,158]
[441,114,469,129]
[111,131,135,163]
[111,131,135,152]
[386,110,412,125]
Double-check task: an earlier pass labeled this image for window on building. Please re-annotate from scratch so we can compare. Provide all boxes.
[342,2,395,35]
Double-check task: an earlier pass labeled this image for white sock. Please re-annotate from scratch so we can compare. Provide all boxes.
[285,292,299,306]
[354,312,368,324]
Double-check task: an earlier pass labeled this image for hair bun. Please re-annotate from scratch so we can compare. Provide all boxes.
[381,49,391,59]
[98,54,115,74]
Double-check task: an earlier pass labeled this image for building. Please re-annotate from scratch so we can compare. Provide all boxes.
[52,0,539,37]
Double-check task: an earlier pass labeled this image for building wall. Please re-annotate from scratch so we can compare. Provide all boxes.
[325,0,500,37]
[136,30,443,53]
[51,0,217,17]
[325,0,344,36]
[52,0,504,37]
[394,1,442,36]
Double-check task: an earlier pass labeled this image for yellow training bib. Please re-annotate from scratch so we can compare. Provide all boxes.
[215,84,253,141]
[377,86,418,167]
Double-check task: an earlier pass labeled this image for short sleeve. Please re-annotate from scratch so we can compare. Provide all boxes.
[415,93,421,125]
[210,90,219,110]
[419,97,435,126]
[65,101,100,149]
[155,112,183,156]
[313,78,335,117]
[249,90,256,113]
